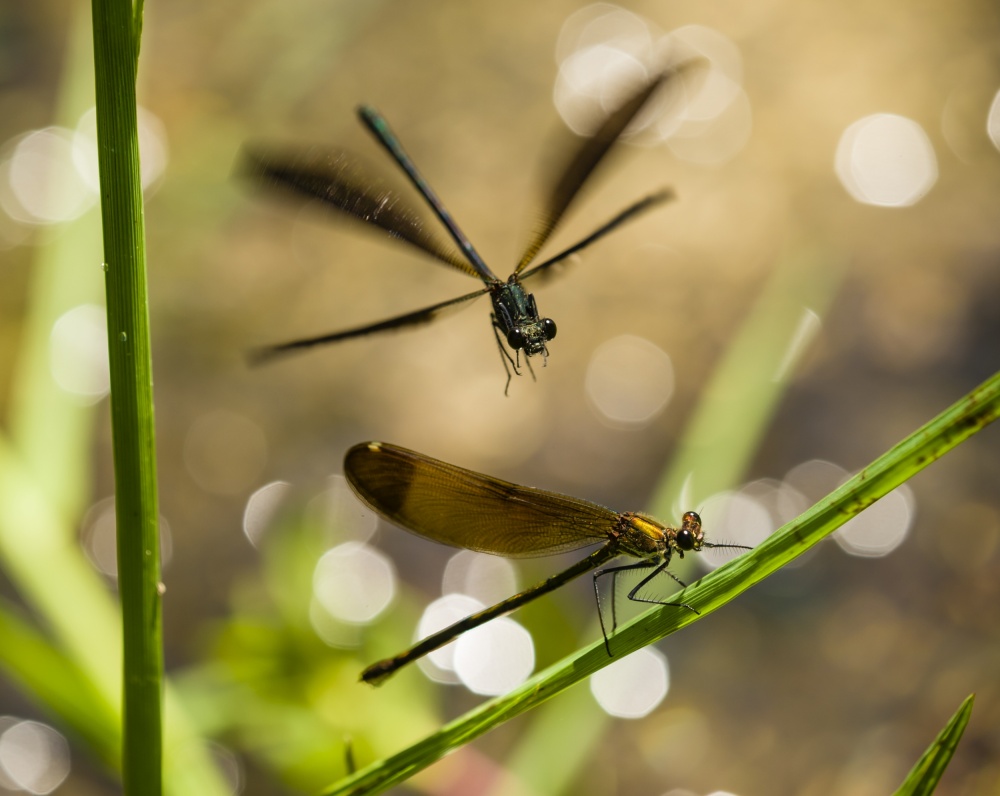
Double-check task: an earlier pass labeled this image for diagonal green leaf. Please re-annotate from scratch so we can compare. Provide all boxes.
[651,244,843,518]
[501,244,843,796]
[0,597,119,767]
[892,694,974,796]
[322,369,1000,795]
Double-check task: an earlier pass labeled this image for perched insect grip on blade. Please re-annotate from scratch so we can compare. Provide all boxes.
[343,441,749,685]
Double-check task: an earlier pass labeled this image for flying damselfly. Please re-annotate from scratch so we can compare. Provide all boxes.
[241,63,700,392]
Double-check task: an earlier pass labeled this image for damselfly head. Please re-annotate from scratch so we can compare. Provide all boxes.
[672,510,704,553]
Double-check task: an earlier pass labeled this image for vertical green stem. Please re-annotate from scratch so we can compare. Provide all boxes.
[90,1,162,794]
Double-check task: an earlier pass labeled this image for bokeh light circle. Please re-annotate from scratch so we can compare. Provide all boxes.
[441,550,518,607]
[696,490,773,571]
[585,334,674,426]
[0,719,70,794]
[308,474,379,544]
[833,485,915,557]
[312,542,396,624]
[73,106,169,194]
[49,304,109,402]
[1,127,95,224]
[243,481,292,547]
[453,617,535,696]
[79,496,174,578]
[835,114,937,206]
[553,8,749,157]
[590,646,669,718]
[415,594,484,684]
[987,87,1000,152]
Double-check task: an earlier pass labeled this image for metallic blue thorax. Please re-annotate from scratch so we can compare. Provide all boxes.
[489,277,557,357]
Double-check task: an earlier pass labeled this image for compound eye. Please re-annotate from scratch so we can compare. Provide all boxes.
[683,511,701,526]
[676,528,695,551]
[541,318,557,341]
[506,328,526,350]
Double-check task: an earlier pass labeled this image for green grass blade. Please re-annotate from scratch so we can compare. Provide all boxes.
[321,370,1000,796]
[90,0,162,792]
[0,432,123,700]
[6,7,104,522]
[892,694,974,796]
[0,597,119,767]
[496,685,605,796]
[0,432,246,796]
[502,245,843,795]
[652,244,844,517]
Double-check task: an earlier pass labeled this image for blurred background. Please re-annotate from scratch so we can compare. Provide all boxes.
[1,0,999,794]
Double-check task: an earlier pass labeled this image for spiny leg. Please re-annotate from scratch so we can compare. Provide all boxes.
[491,316,519,395]
[626,562,700,615]
[523,351,538,382]
[593,560,660,656]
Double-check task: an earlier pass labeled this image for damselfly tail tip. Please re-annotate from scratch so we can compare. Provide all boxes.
[360,660,394,687]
